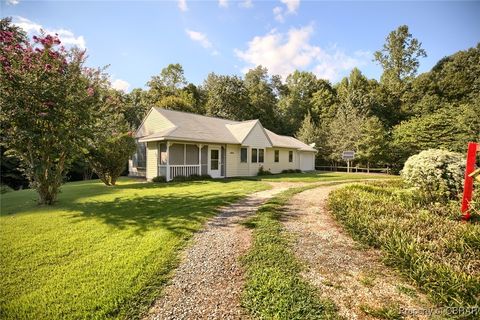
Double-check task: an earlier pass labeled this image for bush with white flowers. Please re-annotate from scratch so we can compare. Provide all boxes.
[401,149,465,202]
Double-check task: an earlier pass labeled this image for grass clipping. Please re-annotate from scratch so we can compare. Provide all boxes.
[241,186,339,319]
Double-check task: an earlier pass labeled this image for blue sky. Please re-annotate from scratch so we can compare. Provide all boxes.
[2,0,479,92]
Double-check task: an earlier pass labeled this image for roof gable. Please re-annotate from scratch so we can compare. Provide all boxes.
[241,121,273,148]
[136,107,175,138]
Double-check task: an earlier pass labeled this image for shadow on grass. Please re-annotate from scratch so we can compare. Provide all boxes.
[69,192,243,235]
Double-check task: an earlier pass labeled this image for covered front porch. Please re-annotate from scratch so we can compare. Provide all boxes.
[157,141,226,181]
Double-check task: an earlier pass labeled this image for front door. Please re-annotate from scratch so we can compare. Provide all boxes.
[209,148,221,178]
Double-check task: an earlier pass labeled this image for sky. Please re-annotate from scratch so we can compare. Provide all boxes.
[1,0,479,92]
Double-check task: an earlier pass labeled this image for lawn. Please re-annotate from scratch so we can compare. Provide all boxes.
[250,170,394,183]
[0,178,268,319]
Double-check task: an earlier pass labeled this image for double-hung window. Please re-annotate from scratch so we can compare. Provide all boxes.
[240,147,248,163]
[274,150,279,162]
[248,148,264,163]
[289,151,293,162]
[251,148,258,163]
[258,149,264,163]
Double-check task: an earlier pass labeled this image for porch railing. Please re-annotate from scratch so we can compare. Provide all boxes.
[170,165,201,179]
[158,165,201,181]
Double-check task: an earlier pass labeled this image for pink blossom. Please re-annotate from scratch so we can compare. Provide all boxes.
[87,87,94,96]
[38,112,48,117]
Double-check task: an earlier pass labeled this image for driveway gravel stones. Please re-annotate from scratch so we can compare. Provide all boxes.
[146,182,300,320]
[282,185,433,320]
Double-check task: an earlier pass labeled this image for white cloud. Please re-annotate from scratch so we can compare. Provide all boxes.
[239,0,253,8]
[6,0,20,5]
[235,25,366,82]
[177,0,188,12]
[13,16,86,49]
[281,0,300,13]
[273,7,284,22]
[218,0,228,8]
[185,29,212,48]
[273,0,300,23]
[111,79,130,92]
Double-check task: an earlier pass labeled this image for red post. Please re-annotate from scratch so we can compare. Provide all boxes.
[461,142,479,220]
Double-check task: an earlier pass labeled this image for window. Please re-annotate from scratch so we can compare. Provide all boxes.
[274,150,279,162]
[240,147,248,163]
[133,142,146,168]
[251,148,258,163]
[289,151,293,162]
[258,149,264,163]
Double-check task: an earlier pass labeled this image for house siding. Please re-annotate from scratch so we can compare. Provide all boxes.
[137,109,174,137]
[264,148,298,174]
[242,122,271,148]
[146,141,158,180]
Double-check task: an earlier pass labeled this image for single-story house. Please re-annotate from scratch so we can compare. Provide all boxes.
[129,108,316,181]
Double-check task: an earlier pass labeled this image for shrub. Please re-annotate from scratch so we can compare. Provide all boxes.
[0,184,14,194]
[171,175,188,182]
[152,176,166,183]
[87,133,137,186]
[401,149,465,202]
[257,166,272,176]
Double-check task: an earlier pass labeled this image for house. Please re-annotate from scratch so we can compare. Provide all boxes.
[129,108,316,181]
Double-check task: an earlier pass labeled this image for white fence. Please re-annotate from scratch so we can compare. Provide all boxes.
[158,165,201,180]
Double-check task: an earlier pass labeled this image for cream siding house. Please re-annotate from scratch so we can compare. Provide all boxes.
[129,108,316,181]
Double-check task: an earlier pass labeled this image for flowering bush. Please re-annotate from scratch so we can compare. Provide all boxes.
[401,149,465,202]
[0,18,106,204]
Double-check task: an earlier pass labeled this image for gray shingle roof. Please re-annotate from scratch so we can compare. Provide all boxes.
[137,108,316,152]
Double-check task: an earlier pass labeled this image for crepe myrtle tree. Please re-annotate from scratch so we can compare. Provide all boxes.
[0,18,106,204]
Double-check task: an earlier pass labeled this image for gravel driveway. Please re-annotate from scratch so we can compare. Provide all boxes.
[282,185,433,319]
[146,182,303,320]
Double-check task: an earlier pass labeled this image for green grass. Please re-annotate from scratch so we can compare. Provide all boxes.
[241,185,340,319]
[328,181,480,309]
[0,178,269,319]
[246,170,394,183]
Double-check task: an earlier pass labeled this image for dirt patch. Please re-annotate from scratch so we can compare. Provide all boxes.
[282,185,433,320]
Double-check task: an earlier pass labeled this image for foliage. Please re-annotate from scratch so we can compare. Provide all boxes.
[281,169,302,174]
[0,178,269,319]
[278,71,330,135]
[327,103,367,162]
[295,111,319,145]
[257,166,273,176]
[152,176,167,183]
[244,66,278,130]
[249,171,393,183]
[0,184,14,194]
[401,149,465,202]
[355,116,389,167]
[242,186,339,319]
[203,73,251,121]
[86,133,136,186]
[171,174,212,182]
[0,18,106,204]
[328,181,480,308]
[0,146,28,189]
[374,25,427,86]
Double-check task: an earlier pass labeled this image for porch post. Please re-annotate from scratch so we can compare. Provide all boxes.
[198,144,203,175]
[166,141,170,181]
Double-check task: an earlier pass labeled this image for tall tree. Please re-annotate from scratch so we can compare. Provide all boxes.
[244,66,278,130]
[374,25,427,87]
[278,71,326,135]
[295,112,319,145]
[203,73,251,120]
[327,103,367,163]
[355,116,389,171]
[0,18,106,204]
[146,63,195,112]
